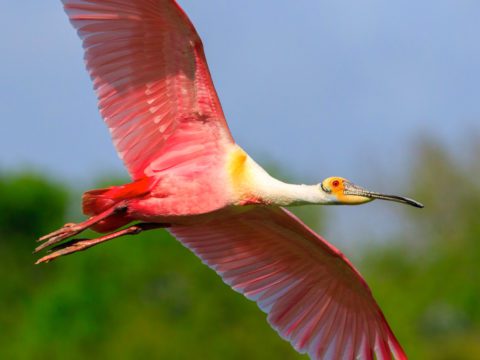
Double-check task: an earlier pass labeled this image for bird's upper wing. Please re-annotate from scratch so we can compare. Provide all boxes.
[170,207,406,360]
[63,0,233,179]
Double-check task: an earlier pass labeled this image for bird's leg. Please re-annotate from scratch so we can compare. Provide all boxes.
[35,201,129,253]
[35,222,168,264]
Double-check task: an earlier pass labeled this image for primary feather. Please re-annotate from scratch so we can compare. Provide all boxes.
[63,0,232,179]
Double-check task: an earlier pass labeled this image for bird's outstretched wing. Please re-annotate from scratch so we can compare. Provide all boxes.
[62,0,233,179]
[170,207,407,360]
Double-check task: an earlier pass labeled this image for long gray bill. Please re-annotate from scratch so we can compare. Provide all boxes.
[343,182,424,208]
[362,192,424,208]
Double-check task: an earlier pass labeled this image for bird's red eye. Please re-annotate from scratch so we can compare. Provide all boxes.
[332,180,340,187]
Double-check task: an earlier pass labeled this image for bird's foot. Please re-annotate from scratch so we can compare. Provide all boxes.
[35,222,84,253]
[36,237,94,264]
[35,222,168,264]
[35,202,128,254]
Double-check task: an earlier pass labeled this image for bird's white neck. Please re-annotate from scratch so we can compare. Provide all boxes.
[227,146,329,206]
[259,180,327,206]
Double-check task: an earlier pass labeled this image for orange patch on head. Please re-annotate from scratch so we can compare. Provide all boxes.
[321,176,373,205]
[321,177,346,194]
[330,178,343,193]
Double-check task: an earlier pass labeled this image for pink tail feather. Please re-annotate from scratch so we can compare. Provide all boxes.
[82,177,153,232]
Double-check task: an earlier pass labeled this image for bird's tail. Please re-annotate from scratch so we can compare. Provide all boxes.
[82,177,153,232]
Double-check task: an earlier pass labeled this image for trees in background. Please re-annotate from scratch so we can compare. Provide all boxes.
[362,140,480,359]
[0,140,478,359]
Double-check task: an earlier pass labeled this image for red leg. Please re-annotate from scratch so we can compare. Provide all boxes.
[35,222,168,264]
[35,202,129,253]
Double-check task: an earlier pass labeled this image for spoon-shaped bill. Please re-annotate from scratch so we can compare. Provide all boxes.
[343,181,424,208]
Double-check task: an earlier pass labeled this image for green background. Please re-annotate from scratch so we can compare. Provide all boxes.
[1,139,479,359]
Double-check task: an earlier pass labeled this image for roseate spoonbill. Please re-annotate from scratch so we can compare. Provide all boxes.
[36,1,423,359]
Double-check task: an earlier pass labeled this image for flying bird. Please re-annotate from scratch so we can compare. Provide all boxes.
[36,1,423,359]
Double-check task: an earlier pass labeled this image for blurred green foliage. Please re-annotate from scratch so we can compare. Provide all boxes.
[0,140,479,359]
[360,140,480,360]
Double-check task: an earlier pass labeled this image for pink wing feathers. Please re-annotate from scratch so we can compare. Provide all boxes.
[170,207,407,360]
[62,0,233,179]
[63,1,407,358]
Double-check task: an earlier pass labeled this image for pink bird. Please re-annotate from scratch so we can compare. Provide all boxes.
[36,1,423,359]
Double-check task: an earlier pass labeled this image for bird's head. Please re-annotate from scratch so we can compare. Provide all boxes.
[319,177,424,208]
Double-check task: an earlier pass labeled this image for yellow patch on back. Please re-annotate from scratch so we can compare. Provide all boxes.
[227,146,251,195]
[228,147,247,178]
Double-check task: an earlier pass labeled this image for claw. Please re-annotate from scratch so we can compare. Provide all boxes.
[36,238,91,264]
[37,223,76,243]
[35,225,82,253]
[47,238,88,253]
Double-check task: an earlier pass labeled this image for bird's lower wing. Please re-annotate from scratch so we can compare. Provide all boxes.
[169,207,406,360]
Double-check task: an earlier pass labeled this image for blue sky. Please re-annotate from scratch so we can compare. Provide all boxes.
[1,1,479,245]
